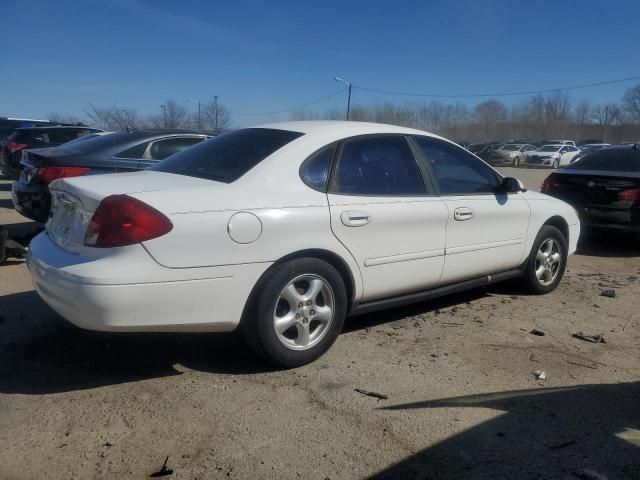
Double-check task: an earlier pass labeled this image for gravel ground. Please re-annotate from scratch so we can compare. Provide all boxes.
[1,168,639,480]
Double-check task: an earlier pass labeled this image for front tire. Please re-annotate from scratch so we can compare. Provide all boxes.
[513,157,520,167]
[552,158,559,169]
[521,225,567,294]
[242,258,347,367]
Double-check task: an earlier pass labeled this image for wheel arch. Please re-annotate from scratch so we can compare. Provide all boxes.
[239,249,358,328]
[543,215,569,244]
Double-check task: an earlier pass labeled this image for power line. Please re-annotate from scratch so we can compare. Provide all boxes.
[233,88,347,116]
[354,74,640,99]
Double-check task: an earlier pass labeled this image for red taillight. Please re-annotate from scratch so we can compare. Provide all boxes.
[9,142,28,152]
[541,177,559,193]
[37,166,91,184]
[84,195,173,248]
[618,188,640,202]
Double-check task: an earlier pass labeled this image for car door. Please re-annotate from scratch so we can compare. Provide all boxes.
[563,146,579,165]
[138,136,206,169]
[411,136,531,285]
[327,135,448,302]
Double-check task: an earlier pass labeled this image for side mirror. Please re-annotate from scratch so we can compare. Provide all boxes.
[501,177,526,193]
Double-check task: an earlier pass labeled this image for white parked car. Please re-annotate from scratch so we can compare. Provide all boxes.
[27,121,580,366]
[525,144,581,168]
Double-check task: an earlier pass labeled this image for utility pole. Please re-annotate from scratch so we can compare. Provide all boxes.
[334,77,352,120]
[603,106,609,143]
[160,104,166,128]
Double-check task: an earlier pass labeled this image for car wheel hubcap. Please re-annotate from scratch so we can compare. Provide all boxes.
[535,238,562,286]
[273,274,335,351]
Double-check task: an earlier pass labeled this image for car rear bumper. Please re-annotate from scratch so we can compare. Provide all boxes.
[578,207,640,233]
[11,180,51,223]
[27,233,271,332]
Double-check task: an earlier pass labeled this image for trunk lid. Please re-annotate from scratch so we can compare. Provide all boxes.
[46,171,220,253]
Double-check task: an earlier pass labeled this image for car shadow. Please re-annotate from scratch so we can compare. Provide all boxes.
[343,288,489,333]
[0,291,276,395]
[576,227,639,258]
[372,382,640,479]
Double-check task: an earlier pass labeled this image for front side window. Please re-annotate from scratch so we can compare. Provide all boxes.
[412,136,501,195]
[332,136,426,196]
[301,145,335,191]
[152,128,304,183]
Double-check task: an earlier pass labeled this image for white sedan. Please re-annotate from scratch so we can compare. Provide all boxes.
[28,121,580,366]
[524,144,581,168]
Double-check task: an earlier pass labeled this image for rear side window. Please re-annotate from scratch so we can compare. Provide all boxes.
[149,137,205,160]
[152,128,304,183]
[413,136,501,195]
[568,149,640,172]
[301,145,335,191]
[332,136,426,196]
[115,141,150,159]
[47,129,88,144]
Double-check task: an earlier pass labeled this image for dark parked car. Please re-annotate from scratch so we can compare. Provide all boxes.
[1,125,102,178]
[12,129,210,222]
[470,142,503,161]
[541,144,640,233]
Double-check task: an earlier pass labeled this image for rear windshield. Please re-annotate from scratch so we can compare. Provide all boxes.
[500,144,521,151]
[539,146,560,152]
[567,149,640,172]
[151,128,304,183]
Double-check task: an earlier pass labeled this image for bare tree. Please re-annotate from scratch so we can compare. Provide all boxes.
[148,100,191,129]
[85,104,142,131]
[622,84,640,123]
[474,100,508,138]
[202,98,232,134]
[574,99,591,126]
[47,112,86,125]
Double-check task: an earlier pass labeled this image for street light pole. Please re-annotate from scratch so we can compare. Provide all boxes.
[214,95,219,133]
[160,104,166,128]
[334,76,352,120]
[187,98,202,130]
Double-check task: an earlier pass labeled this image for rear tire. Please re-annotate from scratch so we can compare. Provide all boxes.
[520,225,567,294]
[242,258,347,368]
[513,157,520,167]
[552,159,559,169]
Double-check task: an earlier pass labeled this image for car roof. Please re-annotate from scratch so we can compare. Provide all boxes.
[255,120,435,137]
[15,125,102,131]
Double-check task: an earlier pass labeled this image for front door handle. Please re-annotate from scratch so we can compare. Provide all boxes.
[341,210,371,227]
[454,207,474,221]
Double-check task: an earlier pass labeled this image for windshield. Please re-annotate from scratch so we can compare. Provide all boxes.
[538,146,560,152]
[499,144,522,151]
[151,128,304,183]
[567,149,639,172]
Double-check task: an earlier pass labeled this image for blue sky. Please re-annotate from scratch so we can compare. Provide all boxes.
[1,0,639,126]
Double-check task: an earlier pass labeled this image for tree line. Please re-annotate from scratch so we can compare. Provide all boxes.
[292,83,640,143]
[48,84,640,143]
[49,98,232,134]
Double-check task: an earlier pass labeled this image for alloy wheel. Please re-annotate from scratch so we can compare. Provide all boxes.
[535,238,562,286]
[273,274,335,351]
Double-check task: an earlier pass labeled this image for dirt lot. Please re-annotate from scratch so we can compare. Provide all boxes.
[1,169,639,480]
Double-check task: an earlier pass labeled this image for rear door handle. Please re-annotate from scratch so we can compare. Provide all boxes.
[454,207,474,221]
[341,210,371,227]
